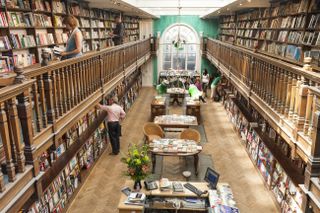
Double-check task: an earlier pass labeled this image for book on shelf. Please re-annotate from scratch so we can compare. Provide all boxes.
[6,0,31,10]
[10,33,36,49]
[53,15,65,27]
[52,0,67,14]
[309,0,320,12]
[0,56,11,73]
[0,12,8,27]
[36,33,54,45]
[34,14,52,27]
[56,32,68,43]
[0,36,11,50]
[69,4,80,16]
[80,18,90,28]
[7,11,34,27]
[2,52,36,67]
[33,0,51,12]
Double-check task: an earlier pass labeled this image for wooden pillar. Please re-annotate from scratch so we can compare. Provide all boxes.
[285,73,292,117]
[7,98,25,173]
[304,87,314,135]
[37,75,47,128]
[32,81,42,132]
[0,102,16,183]
[17,90,40,175]
[289,75,297,120]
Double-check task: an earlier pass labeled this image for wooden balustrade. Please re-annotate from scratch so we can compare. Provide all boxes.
[206,38,320,162]
[0,38,151,199]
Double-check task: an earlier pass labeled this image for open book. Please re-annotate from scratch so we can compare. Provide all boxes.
[53,46,65,55]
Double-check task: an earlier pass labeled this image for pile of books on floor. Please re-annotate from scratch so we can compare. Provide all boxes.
[208,183,239,213]
[150,139,202,153]
[124,193,146,206]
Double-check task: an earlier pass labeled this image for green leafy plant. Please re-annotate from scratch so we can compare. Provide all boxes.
[121,144,151,181]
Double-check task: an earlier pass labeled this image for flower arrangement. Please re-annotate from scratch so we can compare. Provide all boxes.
[121,144,151,182]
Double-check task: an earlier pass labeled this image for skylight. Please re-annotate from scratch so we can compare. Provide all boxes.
[122,0,237,17]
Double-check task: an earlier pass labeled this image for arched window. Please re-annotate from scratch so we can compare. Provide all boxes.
[161,24,199,71]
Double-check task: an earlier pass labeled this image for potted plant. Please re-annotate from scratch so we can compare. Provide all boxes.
[121,144,151,190]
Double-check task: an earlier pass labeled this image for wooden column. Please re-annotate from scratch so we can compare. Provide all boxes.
[37,75,47,128]
[285,73,292,117]
[8,98,25,173]
[0,102,16,183]
[304,87,314,135]
[32,81,42,132]
[17,90,39,175]
[289,75,297,120]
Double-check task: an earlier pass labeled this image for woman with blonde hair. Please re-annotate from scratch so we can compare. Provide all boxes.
[61,15,83,60]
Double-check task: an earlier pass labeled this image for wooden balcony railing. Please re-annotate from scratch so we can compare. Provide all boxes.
[205,38,320,164]
[0,38,151,211]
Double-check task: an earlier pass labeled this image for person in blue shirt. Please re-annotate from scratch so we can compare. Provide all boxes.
[61,15,83,60]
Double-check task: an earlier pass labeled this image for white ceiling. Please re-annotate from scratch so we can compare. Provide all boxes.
[87,0,269,19]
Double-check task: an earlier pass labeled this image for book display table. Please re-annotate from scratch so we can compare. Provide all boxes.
[166,88,189,105]
[185,97,201,123]
[154,115,198,129]
[149,138,202,175]
[118,180,238,213]
[151,96,168,120]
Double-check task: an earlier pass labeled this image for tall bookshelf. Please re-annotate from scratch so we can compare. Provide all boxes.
[0,0,140,73]
[218,0,320,71]
[223,86,306,213]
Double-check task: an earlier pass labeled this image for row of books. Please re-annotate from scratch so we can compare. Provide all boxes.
[33,0,51,12]
[52,1,67,14]
[6,0,31,10]
[0,52,36,73]
[0,12,8,27]
[36,33,54,46]
[91,20,105,28]
[0,36,11,50]
[124,23,139,29]
[7,12,34,27]
[11,33,36,49]
[270,0,308,17]
[79,18,90,28]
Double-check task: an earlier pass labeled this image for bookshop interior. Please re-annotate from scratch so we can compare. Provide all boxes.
[2,0,320,212]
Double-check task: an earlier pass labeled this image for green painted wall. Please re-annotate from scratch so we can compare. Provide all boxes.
[152,15,219,85]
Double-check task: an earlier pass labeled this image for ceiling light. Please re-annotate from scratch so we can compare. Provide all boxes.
[240,3,243,6]
[247,0,251,2]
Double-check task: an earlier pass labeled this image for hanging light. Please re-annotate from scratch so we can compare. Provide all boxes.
[172,0,186,50]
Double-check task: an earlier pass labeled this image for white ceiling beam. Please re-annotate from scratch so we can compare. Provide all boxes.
[134,0,230,8]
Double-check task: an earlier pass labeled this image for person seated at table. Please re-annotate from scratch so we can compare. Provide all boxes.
[188,84,206,103]
[156,80,169,95]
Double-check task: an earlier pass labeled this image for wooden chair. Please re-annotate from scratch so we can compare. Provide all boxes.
[143,122,165,144]
[179,128,201,143]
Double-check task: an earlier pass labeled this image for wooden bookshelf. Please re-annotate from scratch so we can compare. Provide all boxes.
[223,87,305,213]
[218,0,320,71]
[0,0,140,74]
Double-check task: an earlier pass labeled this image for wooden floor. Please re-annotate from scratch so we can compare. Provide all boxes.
[67,87,279,213]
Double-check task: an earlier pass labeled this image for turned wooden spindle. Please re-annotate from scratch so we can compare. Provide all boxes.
[293,75,302,125]
[17,90,40,175]
[32,81,42,132]
[43,72,55,124]
[51,70,59,120]
[304,86,314,135]
[284,72,292,117]
[14,66,25,84]
[289,75,297,120]
[55,69,63,117]
[7,98,25,173]
[0,102,16,183]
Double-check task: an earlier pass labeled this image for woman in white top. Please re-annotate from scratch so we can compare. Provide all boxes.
[201,69,210,97]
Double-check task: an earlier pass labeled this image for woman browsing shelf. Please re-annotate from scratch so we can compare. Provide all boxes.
[60,15,83,60]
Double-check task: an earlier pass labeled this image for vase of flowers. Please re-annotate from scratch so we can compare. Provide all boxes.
[121,144,151,191]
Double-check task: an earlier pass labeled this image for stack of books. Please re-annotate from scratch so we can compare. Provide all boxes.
[124,193,146,206]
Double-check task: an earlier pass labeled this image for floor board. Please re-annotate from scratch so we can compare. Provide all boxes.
[67,87,279,213]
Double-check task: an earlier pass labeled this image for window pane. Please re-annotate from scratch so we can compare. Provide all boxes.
[187,53,196,61]
[173,54,186,70]
[163,52,171,61]
[163,62,171,70]
[187,62,195,71]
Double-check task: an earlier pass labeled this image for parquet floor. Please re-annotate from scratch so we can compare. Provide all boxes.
[67,87,279,213]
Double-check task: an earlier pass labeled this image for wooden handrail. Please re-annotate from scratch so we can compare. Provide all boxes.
[206,38,320,163]
[0,38,152,196]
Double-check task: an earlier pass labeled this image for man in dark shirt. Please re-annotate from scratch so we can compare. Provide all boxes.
[112,15,124,46]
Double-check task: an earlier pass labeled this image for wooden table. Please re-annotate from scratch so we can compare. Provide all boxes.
[154,115,198,129]
[150,139,202,175]
[185,97,201,123]
[166,88,189,106]
[150,96,167,120]
[118,180,236,213]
